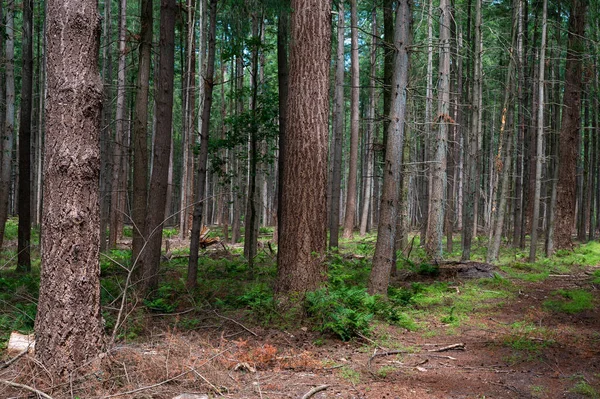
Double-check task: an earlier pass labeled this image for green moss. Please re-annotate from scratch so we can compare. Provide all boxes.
[543,289,595,314]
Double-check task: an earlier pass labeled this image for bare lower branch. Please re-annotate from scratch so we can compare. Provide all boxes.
[0,379,54,399]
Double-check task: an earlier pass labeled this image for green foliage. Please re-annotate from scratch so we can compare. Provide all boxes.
[0,273,39,346]
[543,289,595,314]
[2,218,18,241]
[591,270,600,284]
[570,380,599,398]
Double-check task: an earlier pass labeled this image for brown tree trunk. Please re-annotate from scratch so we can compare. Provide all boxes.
[342,0,359,239]
[426,0,451,260]
[275,0,331,295]
[131,0,152,265]
[35,0,104,377]
[0,0,15,251]
[555,0,586,250]
[187,0,217,290]
[17,0,33,272]
[368,0,411,296]
[138,0,177,295]
[329,0,344,249]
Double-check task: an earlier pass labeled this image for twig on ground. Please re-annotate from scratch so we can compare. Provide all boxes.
[213,310,258,337]
[356,333,384,349]
[300,384,330,399]
[0,379,54,399]
[426,343,465,352]
[189,366,224,396]
[423,354,457,360]
[0,349,28,370]
[367,349,410,370]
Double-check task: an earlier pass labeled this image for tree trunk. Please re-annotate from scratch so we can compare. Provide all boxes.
[329,0,344,249]
[421,0,434,246]
[187,0,217,290]
[554,0,586,250]
[360,8,377,237]
[368,0,411,296]
[275,0,331,295]
[342,0,360,239]
[131,0,153,265]
[16,0,33,272]
[529,0,547,261]
[0,0,15,251]
[138,0,177,295]
[35,0,104,377]
[425,0,451,260]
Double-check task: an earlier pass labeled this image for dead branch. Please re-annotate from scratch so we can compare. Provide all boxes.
[0,349,28,369]
[367,349,410,370]
[300,384,330,399]
[427,343,465,352]
[213,310,258,337]
[0,379,54,399]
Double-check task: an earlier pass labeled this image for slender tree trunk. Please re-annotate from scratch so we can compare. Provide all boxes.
[275,0,331,295]
[360,8,377,237]
[368,0,411,296]
[16,0,34,272]
[35,0,104,377]
[426,0,451,260]
[529,0,548,261]
[138,0,177,295]
[555,0,586,250]
[329,0,344,249]
[0,0,15,251]
[131,0,153,264]
[187,0,217,290]
[342,0,360,239]
[421,0,434,245]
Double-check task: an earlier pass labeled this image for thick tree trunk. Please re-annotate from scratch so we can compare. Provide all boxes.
[138,0,177,295]
[555,0,586,250]
[275,0,331,294]
[131,0,152,265]
[368,0,411,296]
[17,0,33,272]
[329,1,344,249]
[426,0,451,260]
[0,0,15,251]
[342,0,360,239]
[35,0,104,377]
[187,0,217,290]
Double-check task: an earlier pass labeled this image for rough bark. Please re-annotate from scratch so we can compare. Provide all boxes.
[138,0,177,295]
[329,0,344,249]
[187,0,217,290]
[275,0,331,294]
[131,0,153,265]
[425,0,451,260]
[17,0,33,272]
[342,0,360,239]
[554,0,586,250]
[0,0,15,251]
[35,0,104,377]
[529,0,547,262]
[368,0,411,296]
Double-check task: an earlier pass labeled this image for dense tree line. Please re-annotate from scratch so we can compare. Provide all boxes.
[0,0,596,378]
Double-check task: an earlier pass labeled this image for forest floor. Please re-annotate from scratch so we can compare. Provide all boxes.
[1,229,600,398]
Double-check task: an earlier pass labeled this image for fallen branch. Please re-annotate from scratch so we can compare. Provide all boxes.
[213,310,258,337]
[0,349,28,370]
[367,349,410,370]
[0,379,54,399]
[300,384,329,399]
[427,343,465,352]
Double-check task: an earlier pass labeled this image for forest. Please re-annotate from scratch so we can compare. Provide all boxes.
[1,0,599,397]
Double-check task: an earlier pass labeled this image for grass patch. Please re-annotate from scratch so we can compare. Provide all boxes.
[570,380,599,398]
[543,289,595,314]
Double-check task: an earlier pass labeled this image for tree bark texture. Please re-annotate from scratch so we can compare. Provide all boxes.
[342,0,360,239]
[138,0,176,295]
[131,0,153,265]
[368,0,411,296]
[17,0,34,272]
[426,0,451,260]
[275,0,331,294]
[555,0,586,250]
[276,5,289,244]
[329,1,344,249]
[35,0,104,377]
[187,0,217,290]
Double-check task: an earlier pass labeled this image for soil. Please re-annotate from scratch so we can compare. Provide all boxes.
[2,244,599,399]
